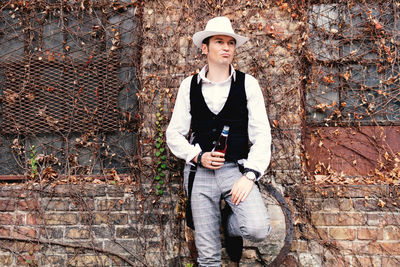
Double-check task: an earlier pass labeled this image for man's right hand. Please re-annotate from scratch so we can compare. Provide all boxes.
[194,151,225,169]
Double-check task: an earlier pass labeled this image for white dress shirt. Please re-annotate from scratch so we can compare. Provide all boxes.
[166,65,271,178]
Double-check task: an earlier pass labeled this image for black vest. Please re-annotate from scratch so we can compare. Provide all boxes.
[190,70,249,160]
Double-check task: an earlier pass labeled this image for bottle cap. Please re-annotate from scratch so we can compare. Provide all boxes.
[222,125,229,134]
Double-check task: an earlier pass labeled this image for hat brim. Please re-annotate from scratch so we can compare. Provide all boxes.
[192,31,249,49]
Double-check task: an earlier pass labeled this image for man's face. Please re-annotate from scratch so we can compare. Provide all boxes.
[202,35,236,66]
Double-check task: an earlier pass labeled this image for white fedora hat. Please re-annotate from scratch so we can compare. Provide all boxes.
[192,16,249,49]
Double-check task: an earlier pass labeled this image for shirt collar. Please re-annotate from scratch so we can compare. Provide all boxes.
[197,64,236,84]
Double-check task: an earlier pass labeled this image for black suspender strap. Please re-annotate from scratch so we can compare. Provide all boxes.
[185,165,197,229]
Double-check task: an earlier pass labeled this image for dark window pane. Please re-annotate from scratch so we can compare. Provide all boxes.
[306,2,400,125]
[0,2,139,176]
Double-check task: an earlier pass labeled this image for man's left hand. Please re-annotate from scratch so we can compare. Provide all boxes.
[230,176,254,205]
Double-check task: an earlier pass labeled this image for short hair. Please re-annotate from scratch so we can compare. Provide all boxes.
[202,37,211,46]
[202,36,237,46]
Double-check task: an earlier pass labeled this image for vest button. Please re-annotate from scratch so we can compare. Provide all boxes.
[212,141,216,145]
[212,128,216,132]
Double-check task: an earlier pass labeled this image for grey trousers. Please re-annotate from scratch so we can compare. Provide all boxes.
[184,162,271,267]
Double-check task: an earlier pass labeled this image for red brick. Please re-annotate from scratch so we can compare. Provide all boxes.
[369,242,400,255]
[39,227,63,239]
[70,199,95,211]
[14,227,37,238]
[386,213,400,225]
[44,213,77,225]
[14,241,41,252]
[314,227,329,239]
[17,255,37,266]
[0,213,15,225]
[0,227,11,237]
[382,257,400,267]
[0,199,15,211]
[88,212,128,225]
[79,184,106,197]
[26,214,43,225]
[329,228,356,240]
[96,199,122,211]
[0,187,23,197]
[343,185,390,198]
[67,255,109,266]
[338,198,353,211]
[311,212,366,226]
[1,213,24,225]
[42,199,69,211]
[116,227,138,238]
[355,256,381,267]
[106,186,125,197]
[16,214,26,225]
[334,240,353,251]
[17,199,40,211]
[65,227,90,239]
[324,255,352,267]
[367,213,388,226]
[357,227,380,240]
[368,213,400,226]
[353,242,372,254]
[383,226,400,240]
[335,241,370,254]
[39,255,64,266]
[354,199,381,212]
[304,198,322,211]
[290,240,307,252]
[0,255,12,266]
[53,185,74,197]
[52,184,106,197]
[322,198,339,211]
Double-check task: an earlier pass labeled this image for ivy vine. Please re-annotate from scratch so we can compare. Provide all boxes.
[29,145,38,178]
[154,102,166,196]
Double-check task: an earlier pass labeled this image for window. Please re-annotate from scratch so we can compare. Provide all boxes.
[0,2,139,178]
[304,2,400,177]
[306,2,400,126]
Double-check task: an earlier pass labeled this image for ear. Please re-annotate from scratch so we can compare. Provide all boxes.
[201,43,208,55]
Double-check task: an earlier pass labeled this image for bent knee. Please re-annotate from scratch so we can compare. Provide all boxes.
[242,224,271,242]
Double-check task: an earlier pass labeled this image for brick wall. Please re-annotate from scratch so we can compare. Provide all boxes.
[288,185,400,266]
[0,183,289,266]
[0,184,182,266]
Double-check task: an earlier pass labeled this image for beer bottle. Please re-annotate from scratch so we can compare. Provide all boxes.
[212,125,229,154]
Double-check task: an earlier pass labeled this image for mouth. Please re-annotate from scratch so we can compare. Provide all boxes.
[221,53,230,57]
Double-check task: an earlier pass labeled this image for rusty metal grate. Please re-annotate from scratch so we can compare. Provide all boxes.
[1,53,119,134]
[0,1,139,176]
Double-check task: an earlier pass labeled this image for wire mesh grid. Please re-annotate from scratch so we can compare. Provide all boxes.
[305,1,400,125]
[1,53,119,133]
[0,1,139,176]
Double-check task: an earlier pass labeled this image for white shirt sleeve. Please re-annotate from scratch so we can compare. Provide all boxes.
[241,74,272,177]
[166,76,202,163]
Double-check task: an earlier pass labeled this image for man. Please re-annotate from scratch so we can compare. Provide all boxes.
[166,16,271,266]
